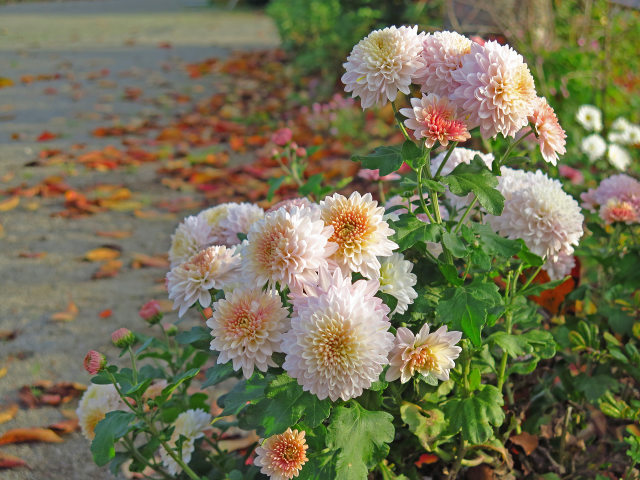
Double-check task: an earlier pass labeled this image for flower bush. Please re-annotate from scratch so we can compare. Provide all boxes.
[77,26,640,479]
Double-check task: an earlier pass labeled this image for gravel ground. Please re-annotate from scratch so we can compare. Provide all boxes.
[0,1,278,478]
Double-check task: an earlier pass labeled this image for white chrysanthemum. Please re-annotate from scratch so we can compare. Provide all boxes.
[379,253,418,315]
[580,133,607,162]
[609,120,640,145]
[77,384,126,440]
[160,409,212,476]
[451,41,537,139]
[167,245,241,317]
[386,324,462,384]
[341,26,425,109]
[611,117,632,133]
[607,144,631,171]
[487,168,584,261]
[207,288,289,379]
[543,251,575,281]
[414,30,472,95]
[254,428,309,480]
[576,104,603,132]
[169,215,213,267]
[243,206,336,290]
[199,203,265,247]
[320,192,397,279]
[283,268,394,401]
[266,197,320,219]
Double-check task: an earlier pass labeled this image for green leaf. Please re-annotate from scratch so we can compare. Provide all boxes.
[299,174,325,198]
[267,176,286,201]
[520,277,568,297]
[401,140,423,168]
[444,385,504,444]
[352,146,403,177]
[472,224,521,258]
[202,361,236,388]
[441,156,504,215]
[400,402,447,451]
[160,368,199,399]
[438,263,462,286]
[490,332,531,358]
[91,411,135,466]
[422,178,445,193]
[175,326,210,345]
[219,374,271,416]
[442,231,467,258]
[391,216,442,250]
[326,402,395,480]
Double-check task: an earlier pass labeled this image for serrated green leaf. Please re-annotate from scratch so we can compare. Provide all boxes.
[267,176,286,201]
[422,179,445,193]
[400,402,447,451]
[91,410,135,466]
[401,140,423,168]
[490,332,531,357]
[441,156,504,215]
[472,223,521,258]
[391,216,442,250]
[444,385,504,444]
[202,361,236,388]
[175,326,210,345]
[442,231,467,258]
[439,263,462,286]
[352,146,403,177]
[219,374,271,416]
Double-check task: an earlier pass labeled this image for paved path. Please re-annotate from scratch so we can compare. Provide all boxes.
[0,1,278,478]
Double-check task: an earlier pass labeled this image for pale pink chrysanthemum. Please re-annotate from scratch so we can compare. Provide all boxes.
[207,288,289,379]
[414,30,472,96]
[386,324,462,384]
[169,215,213,267]
[242,207,337,290]
[111,328,135,348]
[399,93,470,147]
[167,245,241,317]
[378,253,418,315]
[320,192,397,279]
[451,41,537,139]
[581,174,640,212]
[543,251,576,281]
[487,168,583,262]
[527,97,566,165]
[266,198,321,219]
[254,428,309,480]
[357,168,401,181]
[199,202,265,247]
[599,198,639,225]
[283,268,394,401]
[160,409,212,476]
[341,26,425,109]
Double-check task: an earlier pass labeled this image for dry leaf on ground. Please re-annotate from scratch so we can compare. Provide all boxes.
[0,404,19,424]
[48,418,79,434]
[92,259,123,279]
[84,246,121,262]
[510,431,539,455]
[0,196,19,212]
[96,230,132,239]
[0,452,28,470]
[50,301,78,322]
[0,427,63,445]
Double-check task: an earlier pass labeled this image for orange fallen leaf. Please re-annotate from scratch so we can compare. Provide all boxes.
[0,452,28,470]
[85,247,121,262]
[96,230,132,239]
[131,253,169,269]
[50,301,78,322]
[0,196,19,212]
[510,431,539,455]
[18,251,47,259]
[0,427,63,445]
[414,453,438,467]
[48,418,79,435]
[0,404,18,424]
[0,367,7,379]
[92,259,123,279]
[98,309,113,318]
[0,77,14,89]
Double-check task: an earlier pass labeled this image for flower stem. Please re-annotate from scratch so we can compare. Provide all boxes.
[128,346,138,385]
[519,264,543,294]
[123,435,173,480]
[416,166,436,224]
[454,196,478,234]
[377,180,386,205]
[391,101,411,141]
[433,141,458,179]
[500,128,533,165]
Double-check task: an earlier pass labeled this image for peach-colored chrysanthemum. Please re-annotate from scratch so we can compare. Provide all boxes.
[399,93,470,147]
[207,288,289,379]
[242,207,336,290]
[386,324,462,384]
[451,41,537,139]
[254,428,309,480]
[528,96,566,165]
[283,268,393,401]
[320,192,397,279]
[169,215,212,267]
[414,30,472,95]
[342,26,425,109]
[167,245,241,317]
[600,198,639,225]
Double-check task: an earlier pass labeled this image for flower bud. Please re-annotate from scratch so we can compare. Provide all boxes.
[111,328,135,348]
[295,147,307,157]
[83,350,106,375]
[164,323,178,337]
[139,300,162,325]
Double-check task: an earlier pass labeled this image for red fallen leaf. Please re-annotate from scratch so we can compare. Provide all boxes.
[18,251,47,259]
[43,87,58,95]
[99,309,113,318]
[414,453,438,467]
[529,271,575,315]
[510,431,539,455]
[50,301,78,322]
[48,418,79,434]
[92,259,123,279]
[37,130,57,142]
[0,427,63,445]
[0,452,29,470]
[0,404,19,424]
[158,41,172,49]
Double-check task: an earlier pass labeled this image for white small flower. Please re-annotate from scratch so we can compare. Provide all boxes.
[386,324,462,384]
[160,409,212,476]
[580,134,607,162]
[77,384,126,440]
[379,253,418,315]
[576,105,603,132]
[608,144,631,171]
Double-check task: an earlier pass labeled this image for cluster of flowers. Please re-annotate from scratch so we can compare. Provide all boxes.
[582,173,640,225]
[577,105,638,171]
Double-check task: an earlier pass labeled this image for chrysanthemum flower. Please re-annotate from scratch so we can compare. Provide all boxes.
[543,251,575,281]
[266,197,318,216]
[581,174,640,212]
[342,26,425,109]
[242,207,336,290]
[527,97,566,165]
[600,198,638,224]
[160,409,212,476]
[580,134,607,162]
[609,118,640,145]
[207,288,289,378]
[77,384,126,440]
[378,253,418,315]
[399,93,470,147]
[218,203,265,247]
[576,104,603,132]
[607,144,631,171]
[451,41,537,139]
[169,215,213,267]
[283,268,394,401]
[414,31,472,96]
[167,245,241,317]
[487,168,584,262]
[254,428,309,480]
[320,192,397,279]
[386,324,462,384]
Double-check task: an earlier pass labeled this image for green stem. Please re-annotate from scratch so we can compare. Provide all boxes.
[433,141,458,179]
[496,309,513,393]
[416,166,436,224]
[519,264,543,294]
[123,436,173,480]
[449,344,471,479]
[377,180,386,205]
[500,128,533,165]
[391,101,411,141]
[128,346,138,385]
[430,189,453,265]
[455,196,478,234]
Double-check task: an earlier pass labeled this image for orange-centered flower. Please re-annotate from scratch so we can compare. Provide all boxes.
[255,428,309,480]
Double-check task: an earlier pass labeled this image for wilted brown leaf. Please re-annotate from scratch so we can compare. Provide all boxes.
[50,301,78,322]
[48,418,79,434]
[0,427,63,445]
[19,382,85,409]
[0,452,28,470]
[85,246,121,262]
[466,464,494,480]
[92,259,123,279]
[510,431,539,455]
[0,404,18,424]
[0,330,17,341]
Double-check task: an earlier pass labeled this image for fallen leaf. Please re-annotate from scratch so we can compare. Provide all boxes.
[98,309,113,318]
[36,131,57,142]
[0,77,14,88]
[510,431,539,455]
[0,404,19,424]
[0,427,63,445]
[0,330,17,341]
[414,453,438,467]
[48,418,79,434]
[18,251,47,259]
[131,253,169,269]
[50,301,78,322]
[0,452,28,470]
[85,246,121,262]
[0,367,6,379]
[92,259,123,279]
[19,382,85,408]
[0,196,19,212]
[96,230,132,239]
[466,464,494,480]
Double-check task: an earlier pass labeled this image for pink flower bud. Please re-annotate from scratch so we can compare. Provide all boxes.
[139,300,162,325]
[84,350,106,375]
[558,165,584,185]
[295,147,307,157]
[271,128,293,146]
[111,328,135,348]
